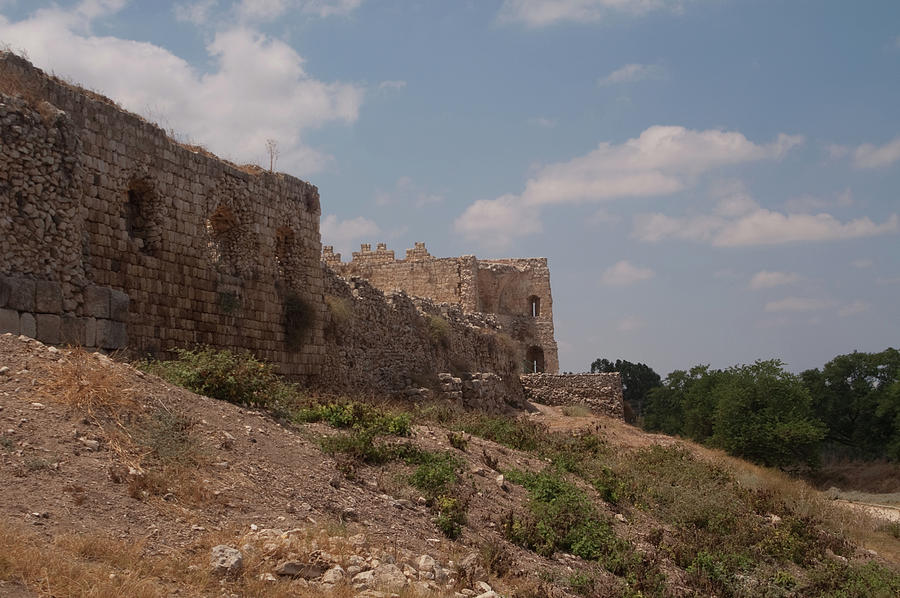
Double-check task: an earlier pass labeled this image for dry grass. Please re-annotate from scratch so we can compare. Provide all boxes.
[560,404,592,418]
[43,350,139,416]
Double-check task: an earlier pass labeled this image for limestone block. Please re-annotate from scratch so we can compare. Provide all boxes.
[7,278,35,312]
[20,312,36,338]
[97,319,127,350]
[84,285,110,318]
[36,313,61,345]
[61,315,86,346]
[0,309,19,334]
[109,289,130,322]
[35,280,63,313]
[84,317,97,347]
[0,276,10,308]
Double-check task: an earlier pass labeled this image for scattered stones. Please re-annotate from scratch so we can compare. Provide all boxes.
[210,546,243,578]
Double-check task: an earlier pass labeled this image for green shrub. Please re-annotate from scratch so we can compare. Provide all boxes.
[426,314,451,347]
[140,347,297,410]
[448,431,468,451]
[805,560,900,598]
[458,415,545,453]
[294,402,411,436]
[408,452,461,500]
[435,495,466,539]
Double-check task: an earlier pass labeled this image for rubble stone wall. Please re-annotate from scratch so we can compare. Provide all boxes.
[0,53,324,377]
[521,373,625,420]
[317,268,525,410]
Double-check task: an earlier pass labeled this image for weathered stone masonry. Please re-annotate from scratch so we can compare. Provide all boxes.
[521,373,625,419]
[324,242,560,374]
[0,52,325,377]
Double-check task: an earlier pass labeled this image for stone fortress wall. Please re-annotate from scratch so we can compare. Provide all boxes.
[0,53,621,417]
[324,242,560,375]
[0,52,325,376]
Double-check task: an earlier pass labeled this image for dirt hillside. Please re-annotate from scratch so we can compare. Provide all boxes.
[1,333,897,597]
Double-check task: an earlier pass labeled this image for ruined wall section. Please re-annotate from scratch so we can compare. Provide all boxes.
[521,373,624,420]
[0,53,325,377]
[328,242,479,309]
[478,258,559,374]
[318,267,525,410]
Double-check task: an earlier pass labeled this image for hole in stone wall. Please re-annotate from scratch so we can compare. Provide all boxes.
[206,205,240,272]
[528,295,541,318]
[124,177,160,255]
[275,226,295,280]
[526,346,545,373]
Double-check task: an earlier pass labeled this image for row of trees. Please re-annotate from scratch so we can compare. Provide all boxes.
[591,349,900,468]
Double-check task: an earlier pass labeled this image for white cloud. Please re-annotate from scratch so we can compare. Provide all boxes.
[598,63,665,86]
[0,5,364,175]
[528,116,556,128]
[174,0,218,24]
[320,214,380,255]
[617,315,646,332]
[853,136,900,169]
[851,259,873,269]
[237,0,363,21]
[764,297,831,313]
[634,195,899,247]
[453,194,542,249]
[600,260,655,286]
[838,300,869,317]
[749,270,799,290]
[377,79,406,91]
[498,0,691,27]
[455,126,800,243]
[785,188,853,213]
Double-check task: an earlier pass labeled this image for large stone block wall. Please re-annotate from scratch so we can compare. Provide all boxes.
[0,53,324,377]
[325,243,559,374]
[317,267,526,409]
[521,373,625,420]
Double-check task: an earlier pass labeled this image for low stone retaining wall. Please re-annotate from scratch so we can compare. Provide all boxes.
[520,373,624,419]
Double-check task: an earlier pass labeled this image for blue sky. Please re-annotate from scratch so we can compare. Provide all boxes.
[1,0,898,375]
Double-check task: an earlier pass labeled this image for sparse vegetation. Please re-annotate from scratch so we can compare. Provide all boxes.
[140,346,298,411]
[426,314,451,347]
[283,291,314,350]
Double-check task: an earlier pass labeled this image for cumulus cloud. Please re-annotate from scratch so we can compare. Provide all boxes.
[320,214,380,255]
[598,63,665,86]
[174,0,218,24]
[764,297,831,313]
[853,136,900,169]
[600,260,655,286]
[0,2,364,175]
[634,193,899,247]
[237,0,364,21]
[498,0,691,27]
[455,126,800,244]
[617,315,646,332]
[838,300,869,317]
[453,194,543,249]
[749,270,799,290]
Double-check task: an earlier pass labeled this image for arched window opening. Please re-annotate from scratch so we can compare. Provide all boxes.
[526,346,545,373]
[528,295,541,318]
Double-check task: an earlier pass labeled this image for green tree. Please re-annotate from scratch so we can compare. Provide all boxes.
[590,358,662,419]
[711,360,825,468]
[803,348,900,459]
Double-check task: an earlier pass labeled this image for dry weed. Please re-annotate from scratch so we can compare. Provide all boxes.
[43,349,139,416]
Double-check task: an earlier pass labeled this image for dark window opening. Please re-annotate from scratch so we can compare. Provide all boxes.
[124,178,158,255]
[275,226,295,280]
[528,295,541,318]
[526,346,545,373]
